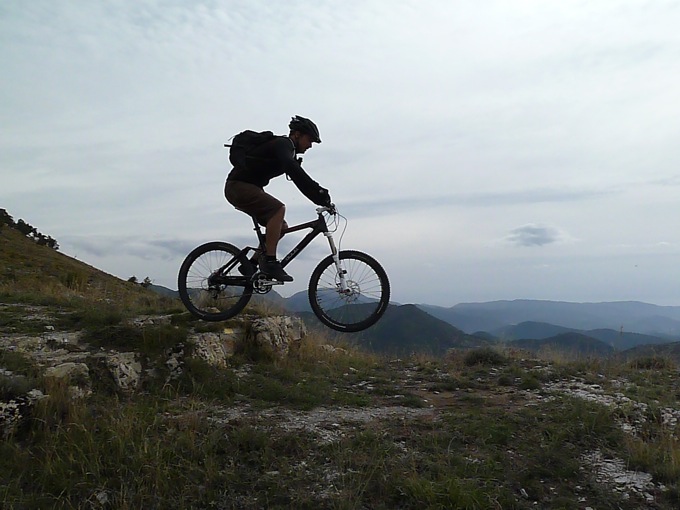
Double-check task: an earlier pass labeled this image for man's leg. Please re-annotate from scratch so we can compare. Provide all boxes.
[260,205,293,281]
[265,205,285,257]
[225,181,292,281]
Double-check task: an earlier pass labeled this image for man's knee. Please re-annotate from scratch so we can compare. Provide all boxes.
[266,205,285,223]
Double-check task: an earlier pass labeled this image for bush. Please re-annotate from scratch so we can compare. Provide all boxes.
[463,347,506,367]
[628,356,675,371]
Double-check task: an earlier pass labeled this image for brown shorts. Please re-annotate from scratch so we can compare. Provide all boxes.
[225,180,285,226]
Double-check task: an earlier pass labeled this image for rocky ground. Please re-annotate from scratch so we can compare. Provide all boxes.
[2,304,680,509]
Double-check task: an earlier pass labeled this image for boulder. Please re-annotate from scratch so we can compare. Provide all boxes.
[90,352,142,393]
[44,362,91,397]
[106,352,142,391]
[189,329,241,368]
[246,316,307,359]
[44,362,90,386]
[0,389,45,438]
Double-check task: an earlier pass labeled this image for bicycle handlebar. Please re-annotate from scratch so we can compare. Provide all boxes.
[316,204,337,215]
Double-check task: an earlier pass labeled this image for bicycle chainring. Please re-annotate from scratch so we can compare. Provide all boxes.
[252,273,275,294]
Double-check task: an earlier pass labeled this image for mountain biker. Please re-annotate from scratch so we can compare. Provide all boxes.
[224,115,332,282]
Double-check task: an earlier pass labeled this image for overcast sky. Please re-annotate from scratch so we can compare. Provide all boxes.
[2,1,680,307]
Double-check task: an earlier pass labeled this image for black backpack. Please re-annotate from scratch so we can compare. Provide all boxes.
[225,130,276,168]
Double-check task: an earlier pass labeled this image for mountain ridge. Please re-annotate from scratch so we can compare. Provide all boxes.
[487,321,676,350]
[416,299,680,338]
[147,284,680,350]
[510,332,615,358]
[331,303,491,355]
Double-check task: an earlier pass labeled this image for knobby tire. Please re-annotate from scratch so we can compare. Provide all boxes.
[177,241,253,322]
[308,250,390,332]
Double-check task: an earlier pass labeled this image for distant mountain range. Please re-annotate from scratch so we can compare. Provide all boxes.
[285,294,680,356]
[154,284,680,357]
[488,321,675,350]
[416,299,680,337]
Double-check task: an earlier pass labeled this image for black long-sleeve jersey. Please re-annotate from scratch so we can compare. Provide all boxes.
[227,136,329,206]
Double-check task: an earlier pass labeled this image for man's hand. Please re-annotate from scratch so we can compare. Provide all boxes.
[318,188,332,206]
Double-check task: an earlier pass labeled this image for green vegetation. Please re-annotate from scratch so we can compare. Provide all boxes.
[0,223,181,316]
[0,209,58,249]
[5,345,679,509]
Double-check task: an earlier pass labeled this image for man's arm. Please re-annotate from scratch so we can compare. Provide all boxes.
[274,139,331,206]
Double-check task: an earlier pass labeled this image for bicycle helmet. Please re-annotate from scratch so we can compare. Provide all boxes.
[289,115,321,143]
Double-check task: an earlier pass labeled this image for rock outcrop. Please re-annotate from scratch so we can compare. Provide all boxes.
[246,316,307,358]
[1,313,307,437]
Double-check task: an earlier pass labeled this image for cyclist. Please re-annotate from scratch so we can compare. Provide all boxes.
[225,115,332,282]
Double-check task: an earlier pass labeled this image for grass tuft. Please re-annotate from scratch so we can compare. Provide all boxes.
[463,347,507,366]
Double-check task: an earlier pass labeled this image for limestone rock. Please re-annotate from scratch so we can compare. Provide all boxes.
[247,316,307,358]
[44,362,90,386]
[90,352,142,392]
[189,329,241,368]
[128,314,174,327]
[0,389,45,438]
[107,352,142,391]
[44,362,91,397]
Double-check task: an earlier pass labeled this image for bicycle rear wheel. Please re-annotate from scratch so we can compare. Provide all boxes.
[177,242,253,321]
[308,250,390,332]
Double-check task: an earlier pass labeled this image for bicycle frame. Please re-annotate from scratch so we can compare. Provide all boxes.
[223,207,349,292]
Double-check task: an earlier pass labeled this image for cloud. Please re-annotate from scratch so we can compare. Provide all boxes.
[650,175,680,187]
[62,235,197,261]
[3,1,680,305]
[337,186,613,219]
[504,224,568,247]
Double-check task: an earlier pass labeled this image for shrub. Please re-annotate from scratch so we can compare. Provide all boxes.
[463,347,506,367]
[628,356,675,371]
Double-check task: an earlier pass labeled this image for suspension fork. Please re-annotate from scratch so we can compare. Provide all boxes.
[324,232,349,292]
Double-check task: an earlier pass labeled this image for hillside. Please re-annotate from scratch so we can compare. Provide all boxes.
[491,321,575,340]
[2,216,680,508]
[251,293,490,355]
[510,332,615,358]
[418,302,508,332]
[0,224,177,311]
[490,321,673,351]
[621,341,680,364]
[339,304,491,355]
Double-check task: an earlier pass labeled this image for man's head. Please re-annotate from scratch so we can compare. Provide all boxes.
[289,115,321,154]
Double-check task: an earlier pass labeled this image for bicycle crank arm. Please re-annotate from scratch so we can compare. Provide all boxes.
[251,273,286,294]
[214,275,252,286]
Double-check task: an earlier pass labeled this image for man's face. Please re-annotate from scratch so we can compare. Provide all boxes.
[296,133,314,154]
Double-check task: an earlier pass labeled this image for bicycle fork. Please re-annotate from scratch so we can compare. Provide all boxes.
[324,232,350,294]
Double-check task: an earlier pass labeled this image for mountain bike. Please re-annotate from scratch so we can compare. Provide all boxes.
[177,205,390,332]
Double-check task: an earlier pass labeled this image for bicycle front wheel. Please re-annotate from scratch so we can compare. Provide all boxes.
[177,242,253,321]
[308,250,390,332]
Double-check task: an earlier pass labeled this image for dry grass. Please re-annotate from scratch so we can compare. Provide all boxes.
[0,226,181,316]
[4,334,680,509]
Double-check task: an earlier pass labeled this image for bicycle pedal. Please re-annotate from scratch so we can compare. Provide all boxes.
[264,278,285,285]
[254,273,284,285]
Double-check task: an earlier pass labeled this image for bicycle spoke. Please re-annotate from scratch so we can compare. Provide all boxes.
[178,242,252,321]
[309,250,390,332]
